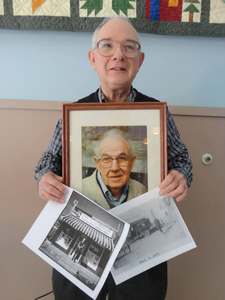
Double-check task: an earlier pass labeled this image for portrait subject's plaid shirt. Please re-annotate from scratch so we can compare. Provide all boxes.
[34,88,193,189]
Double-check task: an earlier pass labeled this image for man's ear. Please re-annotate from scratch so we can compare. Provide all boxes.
[138,52,145,70]
[94,157,100,171]
[88,50,97,71]
[130,155,136,170]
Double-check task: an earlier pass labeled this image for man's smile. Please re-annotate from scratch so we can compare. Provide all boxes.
[110,67,126,71]
[108,175,122,178]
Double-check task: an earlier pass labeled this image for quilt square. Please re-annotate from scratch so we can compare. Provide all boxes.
[0,0,4,15]
[182,0,202,23]
[13,0,70,17]
[79,0,136,18]
[210,0,225,23]
[145,0,202,23]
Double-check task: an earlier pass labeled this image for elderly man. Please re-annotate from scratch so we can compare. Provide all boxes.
[82,129,147,209]
[35,16,192,300]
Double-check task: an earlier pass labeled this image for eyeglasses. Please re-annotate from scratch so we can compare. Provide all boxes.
[97,155,133,169]
[96,39,141,58]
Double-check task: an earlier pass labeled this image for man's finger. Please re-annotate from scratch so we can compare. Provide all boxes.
[39,172,67,203]
[39,189,65,204]
[176,188,188,202]
[159,172,175,189]
[46,184,66,199]
[43,173,67,194]
[166,183,187,199]
[159,180,178,196]
[158,170,188,202]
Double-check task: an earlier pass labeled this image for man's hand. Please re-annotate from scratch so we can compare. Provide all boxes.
[39,172,67,203]
[158,170,188,202]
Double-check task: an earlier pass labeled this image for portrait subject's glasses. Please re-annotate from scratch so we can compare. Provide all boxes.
[97,155,133,169]
[96,39,141,58]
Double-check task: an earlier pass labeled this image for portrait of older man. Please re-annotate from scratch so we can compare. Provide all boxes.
[35,15,192,300]
[82,128,147,210]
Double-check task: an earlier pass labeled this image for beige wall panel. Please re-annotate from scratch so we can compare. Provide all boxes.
[0,100,224,300]
[0,103,61,300]
[166,113,225,300]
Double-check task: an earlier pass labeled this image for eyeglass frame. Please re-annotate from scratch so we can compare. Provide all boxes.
[95,39,141,58]
[96,155,135,169]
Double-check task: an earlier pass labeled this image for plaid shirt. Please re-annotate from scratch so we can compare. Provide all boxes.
[98,86,136,103]
[34,88,193,188]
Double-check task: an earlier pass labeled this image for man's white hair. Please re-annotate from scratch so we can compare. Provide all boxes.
[94,128,134,157]
[91,16,141,49]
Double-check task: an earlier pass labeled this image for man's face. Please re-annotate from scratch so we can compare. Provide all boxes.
[88,19,145,94]
[94,135,136,195]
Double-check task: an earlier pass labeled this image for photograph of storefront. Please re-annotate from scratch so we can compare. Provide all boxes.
[116,214,163,260]
[113,196,188,269]
[110,191,196,286]
[39,191,123,290]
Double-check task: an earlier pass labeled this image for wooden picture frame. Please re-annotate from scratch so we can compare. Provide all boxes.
[62,102,167,194]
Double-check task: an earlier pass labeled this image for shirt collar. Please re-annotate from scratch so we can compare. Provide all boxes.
[97,171,129,207]
[98,86,136,103]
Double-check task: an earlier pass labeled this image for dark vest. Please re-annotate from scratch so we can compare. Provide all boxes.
[77,89,160,104]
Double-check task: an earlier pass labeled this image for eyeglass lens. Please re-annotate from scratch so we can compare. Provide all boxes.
[99,156,131,168]
[97,40,140,58]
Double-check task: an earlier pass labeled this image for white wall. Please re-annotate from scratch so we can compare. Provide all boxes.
[0,29,224,107]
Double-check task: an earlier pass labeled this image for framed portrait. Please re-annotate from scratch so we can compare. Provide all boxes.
[63,102,167,195]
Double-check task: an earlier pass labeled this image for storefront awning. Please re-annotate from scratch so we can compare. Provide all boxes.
[61,214,114,251]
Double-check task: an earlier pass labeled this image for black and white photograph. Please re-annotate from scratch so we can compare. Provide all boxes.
[110,187,196,285]
[22,186,130,299]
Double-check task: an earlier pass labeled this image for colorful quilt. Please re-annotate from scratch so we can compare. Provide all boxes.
[0,0,225,36]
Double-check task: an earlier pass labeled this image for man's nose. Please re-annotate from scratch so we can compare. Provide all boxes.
[112,45,125,60]
[110,159,120,170]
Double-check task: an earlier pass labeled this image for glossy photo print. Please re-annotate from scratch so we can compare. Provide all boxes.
[62,102,167,195]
